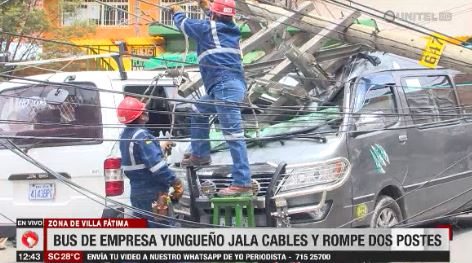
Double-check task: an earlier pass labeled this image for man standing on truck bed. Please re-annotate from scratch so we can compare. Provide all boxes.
[117,96,183,225]
[170,0,252,196]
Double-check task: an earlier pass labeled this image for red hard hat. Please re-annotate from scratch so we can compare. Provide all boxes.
[210,0,236,17]
[117,96,146,124]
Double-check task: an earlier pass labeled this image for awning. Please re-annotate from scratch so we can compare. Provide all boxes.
[144,50,266,70]
[148,22,301,39]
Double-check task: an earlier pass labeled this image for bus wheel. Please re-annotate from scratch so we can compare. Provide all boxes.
[370,195,403,228]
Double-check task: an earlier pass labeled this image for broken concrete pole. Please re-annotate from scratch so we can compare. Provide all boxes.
[250,1,472,74]
[177,1,316,98]
[344,24,472,74]
[285,45,329,96]
[248,10,360,102]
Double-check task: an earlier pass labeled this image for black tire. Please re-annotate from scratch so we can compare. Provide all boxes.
[370,195,403,228]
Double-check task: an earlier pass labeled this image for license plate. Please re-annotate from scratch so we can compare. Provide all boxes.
[29,183,55,200]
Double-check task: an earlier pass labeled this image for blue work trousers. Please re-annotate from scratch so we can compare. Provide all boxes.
[190,78,251,187]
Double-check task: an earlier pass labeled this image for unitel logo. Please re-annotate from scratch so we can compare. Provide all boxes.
[21,231,39,248]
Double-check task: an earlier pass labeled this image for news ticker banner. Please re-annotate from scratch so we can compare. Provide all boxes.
[16,218,450,263]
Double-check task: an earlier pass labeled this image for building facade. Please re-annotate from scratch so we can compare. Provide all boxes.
[42,0,205,70]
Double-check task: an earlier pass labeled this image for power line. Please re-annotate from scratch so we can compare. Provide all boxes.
[326,0,466,47]
[2,72,472,134]
[2,0,472,79]
[380,3,472,32]
[393,186,472,227]
[0,211,15,224]
[247,0,472,68]
[3,68,472,115]
[92,0,179,32]
[1,139,225,228]
[0,139,173,228]
[1,89,471,120]
[2,114,471,143]
[1,1,470,230]
[0,0,11,7]
[337,150,472,228]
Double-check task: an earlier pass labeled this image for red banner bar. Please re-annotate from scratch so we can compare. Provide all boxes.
[45,251,83,263]
[44,218,147,228]
[436,224,453,241]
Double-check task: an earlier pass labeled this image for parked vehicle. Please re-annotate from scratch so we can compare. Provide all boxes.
[2,52,472,234]
[171,52,472,228]
[0,71,191,237]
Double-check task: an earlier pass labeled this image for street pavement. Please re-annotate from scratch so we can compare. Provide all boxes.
[1,215,472,262]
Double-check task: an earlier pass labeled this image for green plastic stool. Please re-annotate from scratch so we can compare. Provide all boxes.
[211,196,256,227]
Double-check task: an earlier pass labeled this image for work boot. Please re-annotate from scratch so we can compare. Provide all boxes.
[217,185,253,197]
[180,155,211,167]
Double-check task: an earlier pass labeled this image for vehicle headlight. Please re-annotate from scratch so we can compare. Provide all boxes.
[275,157,351,197]
[201,180,217,197]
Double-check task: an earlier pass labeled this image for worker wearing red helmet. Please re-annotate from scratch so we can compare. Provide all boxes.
[116,96,183,225]
[171,0,252,196]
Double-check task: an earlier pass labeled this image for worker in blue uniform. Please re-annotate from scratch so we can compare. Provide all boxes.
[117,96,183,226]
[170,0,253,196]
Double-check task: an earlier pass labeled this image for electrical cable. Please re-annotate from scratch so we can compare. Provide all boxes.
[330,0,466,45]
[238,0,472,64]
[2,89,470,120]
[393,186,472,227]
[5,0,471,77]
[0,77,467,125]
[326,0,468,48]
[396,198,472,228]
[397,210,471,228]
[4,71,472,117]
[337,150,472,228]
[0,211,15,224]
[2,114,471,144]
[0,139,173,228]
[1,25,471,86]
[1,1,470,229]
[380,3,472,32]
[0,0,11,6]
[1,74,471,133]
[1,139,225,228]
[92,0,179,32]
[136,0,472,72]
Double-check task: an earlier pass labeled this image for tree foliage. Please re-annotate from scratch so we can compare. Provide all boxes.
[0,0,95,62]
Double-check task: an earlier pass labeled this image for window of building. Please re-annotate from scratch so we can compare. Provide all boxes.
[62,0,129,27]
[401,75,459,124]
[0,83,102,147]
[160,0,204,26]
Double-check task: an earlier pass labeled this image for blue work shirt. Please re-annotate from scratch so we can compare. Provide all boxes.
[119,126,176,197]
[173,11,245,95]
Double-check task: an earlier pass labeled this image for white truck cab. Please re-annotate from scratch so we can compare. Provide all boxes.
[0,71,185,237]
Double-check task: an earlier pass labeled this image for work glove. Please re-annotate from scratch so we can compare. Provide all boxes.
[170,178,184,202]
[160,140,175,151]
[160,140,176,156]
[169,5,182,15]
[199,0,210,11]
[152,192,170,216]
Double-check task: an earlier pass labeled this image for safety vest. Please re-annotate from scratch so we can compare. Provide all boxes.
[173,11,245,94]
[119,127,175,193]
